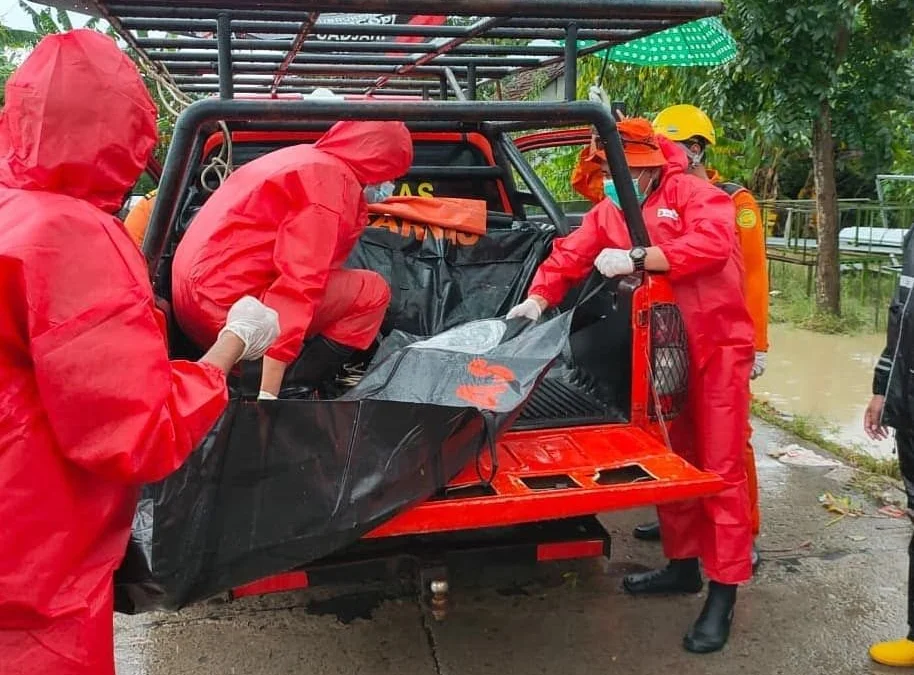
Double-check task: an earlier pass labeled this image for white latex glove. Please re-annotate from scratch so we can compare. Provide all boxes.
[506,298,543,321]
[588,83,609,105]
[219,296,280,361]
[751,351,767,380]
[594,248,635,278]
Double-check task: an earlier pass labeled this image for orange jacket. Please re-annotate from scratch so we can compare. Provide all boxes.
[707,170,768,352]
[570,145,605,205]
[124,189,157,248]
[571,153,769,351]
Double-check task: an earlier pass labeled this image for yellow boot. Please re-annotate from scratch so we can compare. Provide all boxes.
[870,638,914,667]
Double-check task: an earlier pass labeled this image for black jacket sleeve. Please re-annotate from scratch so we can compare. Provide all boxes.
[874,227,914,395]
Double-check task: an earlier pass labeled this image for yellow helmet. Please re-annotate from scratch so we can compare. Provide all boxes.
[652,104,716,146]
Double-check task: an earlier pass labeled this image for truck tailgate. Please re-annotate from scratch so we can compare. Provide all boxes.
[366,424,722,538]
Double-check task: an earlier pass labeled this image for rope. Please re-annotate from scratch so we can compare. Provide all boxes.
[148,70,233,191]
[199,122,235,192]
[92,0,235,191]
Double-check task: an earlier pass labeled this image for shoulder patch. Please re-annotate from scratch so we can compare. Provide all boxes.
[736,207,758,229]
[718,181,745,197]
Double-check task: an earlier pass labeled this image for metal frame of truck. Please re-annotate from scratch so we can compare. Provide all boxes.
[40,0,726,609]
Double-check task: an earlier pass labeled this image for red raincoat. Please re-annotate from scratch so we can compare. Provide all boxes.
[529,138,755,584]
[0,31,229,675]
[173,121,414,362]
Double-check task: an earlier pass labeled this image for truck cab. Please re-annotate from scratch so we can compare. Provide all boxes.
[71,0,729,612]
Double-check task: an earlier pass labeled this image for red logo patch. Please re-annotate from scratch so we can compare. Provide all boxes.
[455,358,517,408]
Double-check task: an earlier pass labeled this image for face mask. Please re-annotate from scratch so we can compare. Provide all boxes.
[363,181,396,204]
[603,175,647,209]
[679,143,704,168]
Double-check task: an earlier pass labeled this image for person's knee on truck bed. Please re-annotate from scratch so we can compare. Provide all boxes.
[171,120,414,400]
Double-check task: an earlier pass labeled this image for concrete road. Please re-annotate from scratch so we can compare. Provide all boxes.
[115,419,912,675]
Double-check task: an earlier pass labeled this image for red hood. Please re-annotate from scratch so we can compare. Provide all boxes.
[314,120,413,186]
[658,136,689,180]
[0,30,157,213]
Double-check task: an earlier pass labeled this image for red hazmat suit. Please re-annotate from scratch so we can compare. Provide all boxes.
[0,30,229,675]
[528,138,755,584]
[173,121,414,363]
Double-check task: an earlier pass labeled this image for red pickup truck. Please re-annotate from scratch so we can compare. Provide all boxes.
[81,0,729,615]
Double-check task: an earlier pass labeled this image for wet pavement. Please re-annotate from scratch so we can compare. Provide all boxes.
[754,323,893,458]
[115,418,912,675]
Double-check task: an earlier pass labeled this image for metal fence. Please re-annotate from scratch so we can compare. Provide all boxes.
[761,199,914,329]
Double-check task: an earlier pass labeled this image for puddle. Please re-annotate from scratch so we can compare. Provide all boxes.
[754,323,894,459]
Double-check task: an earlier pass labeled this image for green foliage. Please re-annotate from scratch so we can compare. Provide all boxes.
[17,1,100,37]
[706,0,914,195]
[524,5,914,205]
[575,55,702,116]
[0,20,41,105]
[767,260,893,334]
[524,144,581,203]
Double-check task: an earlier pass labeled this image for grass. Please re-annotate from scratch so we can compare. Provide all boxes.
[751,398,901,480]
[768,260,894,335]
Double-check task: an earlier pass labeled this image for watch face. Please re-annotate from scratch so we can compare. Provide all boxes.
[630,247,647,261]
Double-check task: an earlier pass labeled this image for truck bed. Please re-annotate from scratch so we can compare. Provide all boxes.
[366,424,722,539]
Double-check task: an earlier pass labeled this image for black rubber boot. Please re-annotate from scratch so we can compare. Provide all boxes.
[683,581,737,654]
[623,558,703,595]
[280,336,355,399]
[633,521,661,541]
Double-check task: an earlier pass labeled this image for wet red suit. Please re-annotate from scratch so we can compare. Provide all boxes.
[173,121,413,362]
[0,31,229,674]
[529,139,755,584]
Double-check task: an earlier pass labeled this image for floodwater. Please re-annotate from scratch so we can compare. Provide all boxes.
[754,323,895,458]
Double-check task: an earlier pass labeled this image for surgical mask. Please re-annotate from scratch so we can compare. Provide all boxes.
[603,175,646,209]
[363,181,396,204]
[679,143,704,168]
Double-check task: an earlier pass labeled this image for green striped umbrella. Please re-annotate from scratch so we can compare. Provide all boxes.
[590,17,737,67]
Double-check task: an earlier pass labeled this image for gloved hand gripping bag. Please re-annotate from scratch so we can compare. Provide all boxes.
[114,312,573,613]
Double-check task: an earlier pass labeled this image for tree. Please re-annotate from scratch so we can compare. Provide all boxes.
[706,0,914,315]
[18,0,76,35]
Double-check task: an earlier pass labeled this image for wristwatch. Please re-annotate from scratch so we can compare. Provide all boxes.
[629,246,647,271]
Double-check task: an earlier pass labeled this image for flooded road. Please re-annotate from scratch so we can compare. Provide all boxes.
[754,323,893,458]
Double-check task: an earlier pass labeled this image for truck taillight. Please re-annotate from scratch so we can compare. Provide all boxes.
[649,303,688,420]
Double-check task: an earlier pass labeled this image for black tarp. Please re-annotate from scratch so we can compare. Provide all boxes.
[114,218,566,612]
[115,312,572,613]
[345,315,572,415]
[347,221,551,336]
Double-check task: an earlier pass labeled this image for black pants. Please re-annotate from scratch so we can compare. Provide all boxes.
[897,431,914,637]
